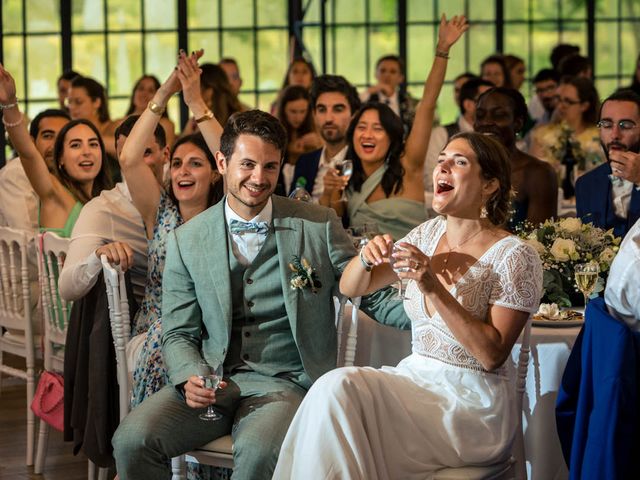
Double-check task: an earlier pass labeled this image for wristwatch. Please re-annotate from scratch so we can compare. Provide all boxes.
[195,109,214,124]
[147,100,165,116]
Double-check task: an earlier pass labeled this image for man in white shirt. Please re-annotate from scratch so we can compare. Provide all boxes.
[58,115,168,303]
[291,74,360,203]
[605,217,640,331]
[0,109,70,230]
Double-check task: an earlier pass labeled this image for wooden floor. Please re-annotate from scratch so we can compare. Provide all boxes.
[0,373,88,479]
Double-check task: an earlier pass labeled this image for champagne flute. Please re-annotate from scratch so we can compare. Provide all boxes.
[574,262,599,306]
[197,359,224,421]
[337,159,353,202]
[389,244,411,300]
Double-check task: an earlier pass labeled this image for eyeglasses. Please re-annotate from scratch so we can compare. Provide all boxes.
[597,119,639,131]
[535,85,556,95]
[556,96,582,106]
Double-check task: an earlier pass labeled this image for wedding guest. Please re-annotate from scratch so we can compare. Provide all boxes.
[481,54,511,88]
[474,87,558,230]
[452,72,476,106]
[281,57,316,90]
[576,89,640,239]
[57,69,79,112]
[0,65,112,236]
[112,108,407,480]
[550,44,580,73]
[219,57,252,111]
[504,54,526,91]
[529,68,560,125]
[321,15,469,240]
[274,132,543,479]
[558,53,593,79]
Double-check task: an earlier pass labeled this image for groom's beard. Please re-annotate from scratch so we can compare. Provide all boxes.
[602,139,640,162]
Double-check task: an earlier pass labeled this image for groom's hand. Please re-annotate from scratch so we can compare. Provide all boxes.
[184,375,227,409]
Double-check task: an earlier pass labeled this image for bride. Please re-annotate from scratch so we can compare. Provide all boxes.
[273,132,543,479]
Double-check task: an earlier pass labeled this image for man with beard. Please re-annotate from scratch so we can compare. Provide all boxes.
[0,108,70,229]
[576,89,640,238]
[529,68,560,126]
[290,74,360,202]
[474,87,557,230]
[112,110,407,480]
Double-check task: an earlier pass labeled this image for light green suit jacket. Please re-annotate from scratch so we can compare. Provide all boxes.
[161,195,408,387]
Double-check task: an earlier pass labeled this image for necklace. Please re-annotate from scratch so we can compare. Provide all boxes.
[442,228,486,265]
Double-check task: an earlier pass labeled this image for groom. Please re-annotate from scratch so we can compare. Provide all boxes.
[112,110,408,480]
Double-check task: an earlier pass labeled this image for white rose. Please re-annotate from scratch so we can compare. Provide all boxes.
[525,238,546,255]
[537,303,561,319]
[599,247,616,265]
[559,217,582,233]
[550,238,577,262]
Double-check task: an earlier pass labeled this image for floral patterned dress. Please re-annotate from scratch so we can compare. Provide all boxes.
[131,191,183,408]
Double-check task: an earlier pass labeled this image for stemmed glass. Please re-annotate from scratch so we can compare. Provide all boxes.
[197,359,224,421]
[574,262,599,306]
[389,244,411,300]
[336,159,353,202]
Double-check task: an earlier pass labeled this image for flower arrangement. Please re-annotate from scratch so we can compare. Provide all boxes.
[288,256,321,293]
[517,217,621,307]
[545,122,602,172]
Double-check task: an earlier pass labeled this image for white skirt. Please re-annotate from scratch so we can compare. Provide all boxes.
[273,353,517,480]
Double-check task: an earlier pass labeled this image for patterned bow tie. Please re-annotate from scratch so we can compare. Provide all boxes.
[608,174,624,187]
[229,219,269,235]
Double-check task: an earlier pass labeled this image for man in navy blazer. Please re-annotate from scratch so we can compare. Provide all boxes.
[576,89,640,239]
[290,75,360,202]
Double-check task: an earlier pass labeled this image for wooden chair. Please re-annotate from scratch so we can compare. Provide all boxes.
[0,226,38,465]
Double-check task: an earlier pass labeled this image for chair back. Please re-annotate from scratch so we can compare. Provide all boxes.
[37,232,71,371]
[512,318,532,480]
[335,295,361,367]
[101,255,131,421]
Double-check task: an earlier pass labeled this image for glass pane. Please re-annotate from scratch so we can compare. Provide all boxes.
[145,33,178,80]
[505,0,528,21]
[25,100,58,121]
[407,25,435,84]
[469,0,495,21]
[596,79,619,101]
[222,30,255,91]
[27,35,61,99]
[436,84,456,127]
[144,0,177,29]
[435,0,464,19]
[530,23,559,74]
[188,31,220,63]
[2,37,25,100]
[468,24,496,78]
[3,0,23,34]
[505,23,531,79]
[258,0,286,27]
[596,0,619,19]
[107,0,140,30]
[621,20,640,77]
[533,0,559,21]
[256,92,278,113]
[26,0,60,32]
[257,30,289,93]
[560,0,586,20]
[407,0,433,22]
[72,34,107,83]
[334,0,365,23]
[560,22,587,53]
[303,27,323,75]
[238,93,255,109]
[303,0,321,23]
[109,98,129,121]
[594,21,617,78]
[222,0,253,28]
[370,0,396,23]
[166,95,180,132]
[187,0,219,28]
[108,34,143,96]
[72,0,105,31]
[333,26,367,86]
[369,26,399,84]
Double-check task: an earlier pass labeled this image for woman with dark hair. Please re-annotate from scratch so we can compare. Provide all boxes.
[120,74,176,148]
[282,57,316,90]
[481,54,512,88]
[105,51,223,406]
[0,65,113,237]
[275,132,543,478]
[319,16,468,240]
[276,85,322,193]
[504,54,526,90]
[530,75,604,178]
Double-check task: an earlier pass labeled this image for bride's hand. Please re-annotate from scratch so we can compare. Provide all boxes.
[360,234,394,266]
[393,242,439,294]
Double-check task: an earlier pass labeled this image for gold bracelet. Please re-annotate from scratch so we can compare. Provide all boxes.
[195,110,214,124]
[435,50,450,59]
[2,112,23,128]
[147,100,165,116]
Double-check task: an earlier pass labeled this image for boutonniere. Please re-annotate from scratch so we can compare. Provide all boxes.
[288,256,322,293]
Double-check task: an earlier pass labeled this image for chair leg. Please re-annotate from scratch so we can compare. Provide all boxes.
[26,368,36,465]
[98,467,109,480]
[34,419,50,474]
[171,455,186,480]
[88,460,96,480]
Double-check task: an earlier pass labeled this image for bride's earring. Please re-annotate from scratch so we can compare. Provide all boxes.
[480,205,488,219]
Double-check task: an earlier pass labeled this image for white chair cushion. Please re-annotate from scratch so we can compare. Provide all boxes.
[196,435,234,455]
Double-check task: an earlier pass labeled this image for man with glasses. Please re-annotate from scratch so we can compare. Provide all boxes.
[529,68,560,125]
[576,89,640,238]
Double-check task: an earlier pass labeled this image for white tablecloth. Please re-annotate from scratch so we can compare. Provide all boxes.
[345,309,581,480]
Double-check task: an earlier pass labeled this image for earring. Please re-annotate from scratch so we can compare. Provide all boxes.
[480,205,488,219]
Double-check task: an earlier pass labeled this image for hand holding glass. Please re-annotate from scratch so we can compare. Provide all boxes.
[574,262,599,306]
[197,359,224,421]
[389,244,411,300]
[336,159,353,201]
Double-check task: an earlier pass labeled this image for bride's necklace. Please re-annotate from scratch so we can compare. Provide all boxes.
[442,228,486,265]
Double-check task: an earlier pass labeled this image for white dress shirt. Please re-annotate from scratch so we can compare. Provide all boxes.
[605,217,640,331]
[0,157,38,231]
[58,182,148,302]
[360,89,400,117]
[611,177,639,220]
[225,197,272,266]
[311,145,348,203]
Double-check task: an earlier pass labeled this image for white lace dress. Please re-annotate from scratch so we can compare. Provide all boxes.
[273,217,543,480]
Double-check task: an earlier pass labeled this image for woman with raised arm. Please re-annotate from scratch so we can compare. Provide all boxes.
[0,65,112,237]
[319,15,468,240]
[103,50,224,406]
[274,132,543,478]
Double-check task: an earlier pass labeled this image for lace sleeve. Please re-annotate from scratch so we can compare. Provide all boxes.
[490,240,543,313]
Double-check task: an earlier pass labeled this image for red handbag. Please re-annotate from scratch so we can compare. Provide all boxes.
[30,371,64,432]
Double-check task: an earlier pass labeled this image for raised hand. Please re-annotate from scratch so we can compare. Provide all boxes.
[176,49,205,108]
[437,14,469,52]
[360,234,394,267]
[609,150,640,185]
[0,64,18,105]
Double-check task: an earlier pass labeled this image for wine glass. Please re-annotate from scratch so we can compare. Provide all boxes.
[197,359,224,421]
[574,262,599,306]
[389,244,411,300]
[337,159,353,201]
